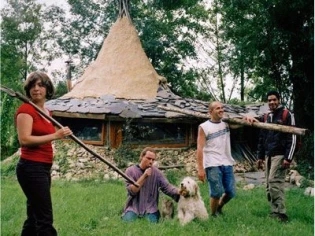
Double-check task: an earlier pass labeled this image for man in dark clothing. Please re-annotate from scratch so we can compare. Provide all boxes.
[257,91,296,222]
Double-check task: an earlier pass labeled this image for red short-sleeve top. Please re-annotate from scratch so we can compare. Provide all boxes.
[15,103,55,163]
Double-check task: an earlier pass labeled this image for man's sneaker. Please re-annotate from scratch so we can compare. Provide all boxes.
[211,212,219,217]
[216,207,223,215]
[277,213,289,223]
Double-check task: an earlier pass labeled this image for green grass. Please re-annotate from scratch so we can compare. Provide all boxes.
[1,177,314,236]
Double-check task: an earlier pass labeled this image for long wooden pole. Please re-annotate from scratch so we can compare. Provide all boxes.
[222,117,307,136]
[158,105,308,136]
[1,86,139,186]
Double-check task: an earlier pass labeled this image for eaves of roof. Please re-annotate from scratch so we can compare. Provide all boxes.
[45,86,267,120]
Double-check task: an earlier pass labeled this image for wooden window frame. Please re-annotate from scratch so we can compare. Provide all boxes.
[53,115,106,146]
[109,121,191,149]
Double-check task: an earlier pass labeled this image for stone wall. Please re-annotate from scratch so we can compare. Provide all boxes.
[51,141,254,181]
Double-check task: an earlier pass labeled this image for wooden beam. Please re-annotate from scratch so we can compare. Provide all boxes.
[158,105,209,119]
[222,117,307,136]
[52,111,105,120]
[158,164,185,170]
[158,105,308,136]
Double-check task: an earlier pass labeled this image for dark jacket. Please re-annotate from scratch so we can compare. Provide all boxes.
[257,106,296,162]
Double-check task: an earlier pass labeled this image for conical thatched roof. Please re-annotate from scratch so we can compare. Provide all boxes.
[63,16,165,100]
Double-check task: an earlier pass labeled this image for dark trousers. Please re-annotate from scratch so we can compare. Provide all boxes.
[16,159,57,236]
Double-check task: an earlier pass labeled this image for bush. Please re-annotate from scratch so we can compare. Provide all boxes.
[0,95,20,160]
[295,132,314,179]
[1,152,19,177]
[113,144,138,169]
[164,168,187,185]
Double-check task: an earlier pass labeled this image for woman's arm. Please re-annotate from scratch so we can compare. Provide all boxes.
[16,113,71,147]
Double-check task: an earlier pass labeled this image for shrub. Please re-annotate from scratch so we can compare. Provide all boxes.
[113,144,138,169]
[1,152,19,177]
[164,168,187,185]
[295,132,314,179]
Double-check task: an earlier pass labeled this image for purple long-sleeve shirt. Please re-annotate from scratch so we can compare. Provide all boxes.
[123,165,179,215]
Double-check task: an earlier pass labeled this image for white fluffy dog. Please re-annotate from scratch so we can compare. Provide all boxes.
[177,177,209,225]
[289,170,305,187]
[304,187,314,197]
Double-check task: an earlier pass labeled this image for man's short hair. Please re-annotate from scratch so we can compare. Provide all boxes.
[140,147,156,161]
[267,90,280,100]
[208,101,222,112]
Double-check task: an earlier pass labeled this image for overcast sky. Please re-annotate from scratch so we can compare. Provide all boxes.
[1,0,69,10]
[37,0,69,9]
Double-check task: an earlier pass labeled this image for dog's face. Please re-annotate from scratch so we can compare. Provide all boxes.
[180,177,199,198]
[289,170,299,177]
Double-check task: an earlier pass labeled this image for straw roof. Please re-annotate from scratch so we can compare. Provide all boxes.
[63,16,165,100]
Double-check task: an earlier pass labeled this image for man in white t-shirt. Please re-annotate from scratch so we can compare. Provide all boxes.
[197,101,255,216]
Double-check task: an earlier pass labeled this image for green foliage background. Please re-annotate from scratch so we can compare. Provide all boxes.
[0,0,313,162]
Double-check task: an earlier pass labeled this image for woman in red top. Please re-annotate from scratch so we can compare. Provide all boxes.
[16,71,72,236]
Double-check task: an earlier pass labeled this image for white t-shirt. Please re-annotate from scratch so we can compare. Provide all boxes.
[199,120,235,168]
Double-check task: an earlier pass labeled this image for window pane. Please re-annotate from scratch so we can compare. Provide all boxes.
[122,122,186,144]
[55,118,103,141]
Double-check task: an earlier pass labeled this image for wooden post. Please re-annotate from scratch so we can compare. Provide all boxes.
[65,60,72,92]
[158,105,308,136]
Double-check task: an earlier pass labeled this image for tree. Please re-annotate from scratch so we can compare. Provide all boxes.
[187,0,254,103]
[55,0,210,98]
[134,1,209,97]
[0,0,66,157]
[54,81,68,98]
[207,0,228,102]
[218,0,274,103]
[213,0,313,177]
[216,0,313,131]
[270,0,314,131]
[1,0,67,79]
[56,0,117,77]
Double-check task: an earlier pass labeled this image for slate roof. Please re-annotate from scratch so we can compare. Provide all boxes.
[46,86,268,120]
[45,86,267,162]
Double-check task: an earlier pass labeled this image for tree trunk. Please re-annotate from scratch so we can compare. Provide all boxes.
[214,1,226,103]
[240,52,244,101]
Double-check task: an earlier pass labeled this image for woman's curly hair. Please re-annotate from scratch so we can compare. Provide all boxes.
[24,71,55,99]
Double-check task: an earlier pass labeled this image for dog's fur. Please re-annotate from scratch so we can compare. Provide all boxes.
[304,187,314,197]
[177,177,208,225]
[161,199,174,219]
[243,183,255,190]
[288,170,305,187]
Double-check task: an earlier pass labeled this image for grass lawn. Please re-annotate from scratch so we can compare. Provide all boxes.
[1,177,314,236]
